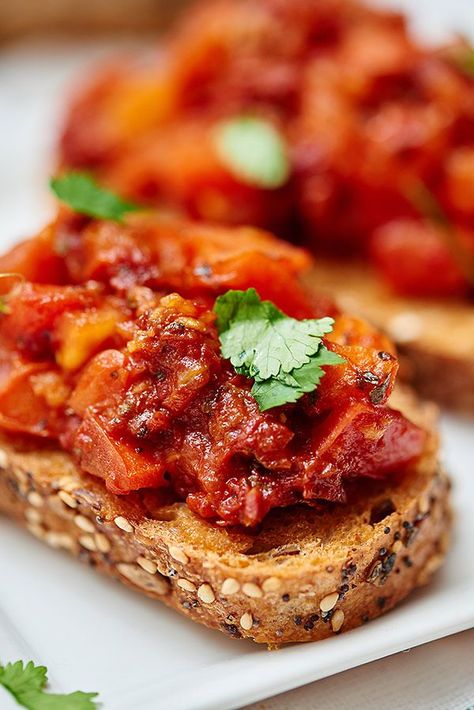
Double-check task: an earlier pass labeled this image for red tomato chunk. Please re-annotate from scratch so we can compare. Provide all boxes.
[0,213,426,525]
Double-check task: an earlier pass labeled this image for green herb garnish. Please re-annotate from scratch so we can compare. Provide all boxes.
[214,117,290,189]
[214,288,344,410]
[0,660,98,709]
[50,172,140,222]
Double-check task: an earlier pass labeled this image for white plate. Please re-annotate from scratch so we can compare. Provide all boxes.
[0,4,474,709]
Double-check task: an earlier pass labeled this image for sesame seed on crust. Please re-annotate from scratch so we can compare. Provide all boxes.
[319,592,339,613]
[27,491,43,508]
[79,534,97,552]
[331,609,345,633]
[242,582,263,598]
[262,576,281,593]
[58,490,77,509]
[137,556,158,575]
[197,583,215,604]
[169,545,189,564]
[74,514,95,533]
[221,578,240,595]
[94,533,111,553]
[114,516,133,532]
[177,578,196,593]
[240,612,253,631]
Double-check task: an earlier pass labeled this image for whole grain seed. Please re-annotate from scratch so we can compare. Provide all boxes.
[27,491,43,508]
[169,545,189,564]
[331,609,345,633]
[74,514,95,533]
[25,508,42,525]
[95,533,111,553]
[221,578,240,595]
[392,540,403,553]
[418,493,431,515]
[58,475,76,492]
[0,449,8,468]
[79,535,97,552]
[114,516,133,532]
[262,576,281,593]
[26,523,45,539]
[117,563,168,595]
[240,612,253,631]
[197,584,215,604]
[242,582,263,598]
[319,592,339,613]
[137,556,158,575]
[58,490,77,508]
[45,532,74,551]
[222,623,240,638]
[177,578,196,593]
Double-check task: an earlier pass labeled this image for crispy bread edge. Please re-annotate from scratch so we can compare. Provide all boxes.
[0,391,451,646]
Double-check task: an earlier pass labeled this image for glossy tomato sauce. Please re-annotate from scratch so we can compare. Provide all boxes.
[0,212,425,525]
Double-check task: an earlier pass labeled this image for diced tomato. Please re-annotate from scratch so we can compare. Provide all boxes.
[0,226,68,285]
[1,284,99,359]
[73,414,165,493]
[69,350,127,416]
[370,219,469,298]
[0,212,427,526]
[0,354,62,437]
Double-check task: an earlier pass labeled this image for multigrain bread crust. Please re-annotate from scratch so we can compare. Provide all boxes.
[0,388,451,646]
[306,259,474,413]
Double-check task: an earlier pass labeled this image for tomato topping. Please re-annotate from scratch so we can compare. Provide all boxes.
[58,0,474,299]
[370,219,469,298]
[0,213,426,526]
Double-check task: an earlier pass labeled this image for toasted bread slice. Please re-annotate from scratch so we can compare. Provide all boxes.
[306,260,474,413]
[0,387,450,646]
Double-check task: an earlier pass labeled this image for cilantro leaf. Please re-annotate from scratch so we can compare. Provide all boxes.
[251,347,344,410]
[214,288,344,410]
[0,661,98,710]
[214,117,290,189]
[216,288,334,380]
[50,172,140,222]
